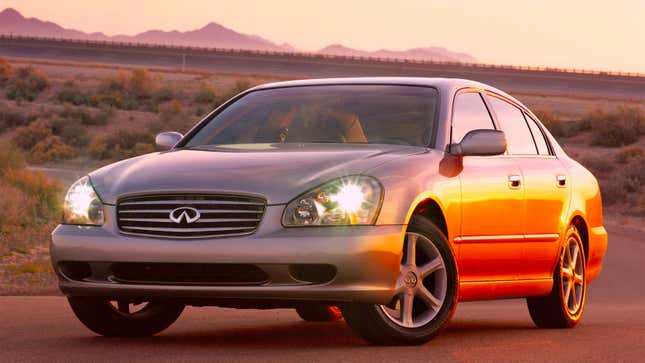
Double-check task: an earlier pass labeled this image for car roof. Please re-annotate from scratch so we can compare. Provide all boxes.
[249,77,526,112]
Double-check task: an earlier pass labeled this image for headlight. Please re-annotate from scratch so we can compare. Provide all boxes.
[63,176,104,226]
[283,176,383,226]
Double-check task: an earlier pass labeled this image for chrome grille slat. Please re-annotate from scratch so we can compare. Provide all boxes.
[118,209,264,214]
[120,200,264,206]
[119,218,261,223]
[121,226,256,233]
[116,194,266,239]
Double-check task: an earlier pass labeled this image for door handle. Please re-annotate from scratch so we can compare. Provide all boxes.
[508,175,522,189]
[556,174,567,187]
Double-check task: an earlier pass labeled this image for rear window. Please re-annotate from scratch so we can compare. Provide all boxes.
[185,85,438,147]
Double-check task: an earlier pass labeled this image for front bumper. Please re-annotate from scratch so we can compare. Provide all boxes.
[51,205,405,305]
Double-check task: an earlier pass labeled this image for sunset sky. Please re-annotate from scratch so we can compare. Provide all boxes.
[2,0,644,73]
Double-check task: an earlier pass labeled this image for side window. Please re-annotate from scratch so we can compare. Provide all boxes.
[524,112,550,155]
[451,92,495,143]
[487,96,537,155]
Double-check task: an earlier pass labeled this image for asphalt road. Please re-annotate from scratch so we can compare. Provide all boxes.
[1,224,643,362]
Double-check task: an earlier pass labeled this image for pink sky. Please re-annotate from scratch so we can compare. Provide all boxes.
[2,0,644,73]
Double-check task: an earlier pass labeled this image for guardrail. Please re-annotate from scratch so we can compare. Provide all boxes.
[1,34,643,79]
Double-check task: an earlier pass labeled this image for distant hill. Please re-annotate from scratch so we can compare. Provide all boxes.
[318,44,477,63]
[0,7,476,62]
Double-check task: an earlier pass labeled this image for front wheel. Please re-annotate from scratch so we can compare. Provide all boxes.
[527,226,587,328]
[68,297,184,337]
[342,215,458,345]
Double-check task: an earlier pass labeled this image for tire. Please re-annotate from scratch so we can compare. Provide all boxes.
[68,297,184,337]
[295,305,343,322]
[527,226,587,328]
[342,215,458,345]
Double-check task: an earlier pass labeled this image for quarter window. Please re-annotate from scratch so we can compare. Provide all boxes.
[524,112,550,155]
[451,92,495,143]
[487,96,537,155]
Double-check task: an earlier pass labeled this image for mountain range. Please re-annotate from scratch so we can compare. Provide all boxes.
[0,8,476,63]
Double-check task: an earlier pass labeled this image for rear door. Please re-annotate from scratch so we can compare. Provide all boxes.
[452,91,525,282]
[485,94,568,280]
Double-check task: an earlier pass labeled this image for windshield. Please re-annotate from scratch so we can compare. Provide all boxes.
[184,85,438,148]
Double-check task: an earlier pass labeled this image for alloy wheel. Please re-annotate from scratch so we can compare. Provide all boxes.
[561,237,585,315]
[379,232,447,328]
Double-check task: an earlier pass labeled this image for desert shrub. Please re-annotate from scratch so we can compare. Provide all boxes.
[0,58,11,85]
[2,168,63,220]
[0,140,25,171]
[6,66,49,101]
[89,129,154,160]
[533,110,567,138]
[639,194,645,215]
[56,80,91,105]
[220,80,251,103]
[93,69,157,110]
[193,84,217,104]
[587,108,645,147]
[50,118,90,148]
[12,120,54,150]
[598,179,626,206]
[128,69,155,99]
[57,105,112,126]
[0,107,35,132]
[148,100,195,133]
[29,135,78,163]
[0,180,31,230]
[615,146,644,164]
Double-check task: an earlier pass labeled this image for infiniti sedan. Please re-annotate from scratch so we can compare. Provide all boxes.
[52,78,607,345]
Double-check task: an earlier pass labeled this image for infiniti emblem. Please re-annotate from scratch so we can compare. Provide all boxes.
[169,207,201,224]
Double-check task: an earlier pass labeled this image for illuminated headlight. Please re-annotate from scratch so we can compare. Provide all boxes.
[283,176,383,226]
[63,176,104,226]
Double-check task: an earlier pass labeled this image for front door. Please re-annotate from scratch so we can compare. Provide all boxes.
[450,91,525,282]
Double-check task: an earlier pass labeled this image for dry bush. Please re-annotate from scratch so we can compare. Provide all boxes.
[0,140,25,171]
[57,105,112,126]
[50,118,90,148]
[89,129,154,160]
[533,110,567,139]
[5,66,49,101]
[148,100,195,133]
[12,120,54,150]
[56,80,91,105]
[587,108,645,147]
[2,168,63,221]
[0,180,31,230]
[193,84,217,104]
[0,106,36,132]
[30,135,78,163]
[615,146,644,164]
[93,69,157,110]
[0,58,11,85]
[220,79,252,103]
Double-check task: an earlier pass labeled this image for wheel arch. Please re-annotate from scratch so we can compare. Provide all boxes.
[570,214,589,267]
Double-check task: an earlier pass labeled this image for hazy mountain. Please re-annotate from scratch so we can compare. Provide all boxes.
[318,44,477,63]
[0,8,476,62]
[0,8,293,51]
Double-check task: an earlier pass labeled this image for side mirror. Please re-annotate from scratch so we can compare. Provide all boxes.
[155,132,183,150]
[450,129,507,156]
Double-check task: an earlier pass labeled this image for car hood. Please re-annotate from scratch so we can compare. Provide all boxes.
[89,143,425,205]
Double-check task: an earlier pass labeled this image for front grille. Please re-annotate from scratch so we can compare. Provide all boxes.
[117,194,266,238]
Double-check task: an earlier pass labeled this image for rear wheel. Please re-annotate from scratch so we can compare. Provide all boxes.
[68,297,184,337]
[342,215,458,345]
[295,305,343,322]
[527,226,587,328]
